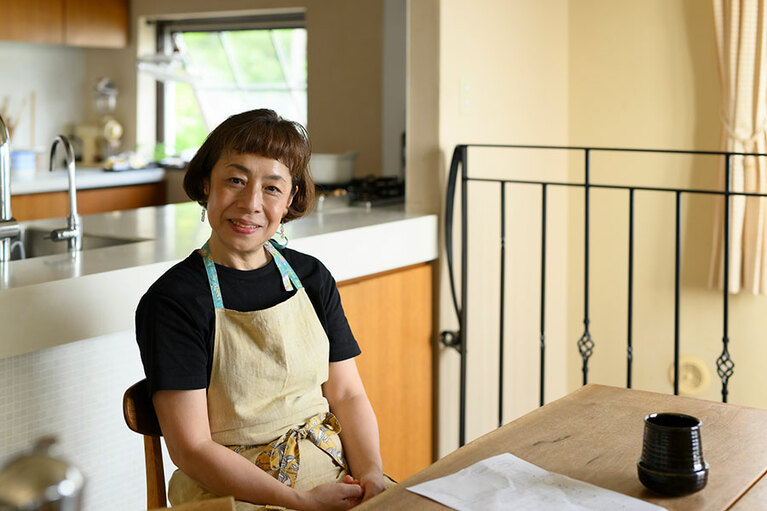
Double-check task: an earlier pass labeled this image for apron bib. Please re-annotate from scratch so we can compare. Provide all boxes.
[169,241,348,509]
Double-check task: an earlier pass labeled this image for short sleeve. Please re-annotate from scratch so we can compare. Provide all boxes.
[318,269,361,362]
[280,248,361,361]
[135,290,210,395]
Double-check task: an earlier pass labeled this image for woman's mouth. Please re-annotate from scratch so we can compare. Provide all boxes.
[229,219,259,232]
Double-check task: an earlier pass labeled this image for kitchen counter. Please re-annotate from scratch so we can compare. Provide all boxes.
[0,202,438,359]
[10,167,165,195]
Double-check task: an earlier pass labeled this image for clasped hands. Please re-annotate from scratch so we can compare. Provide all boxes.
[298,472,386,510]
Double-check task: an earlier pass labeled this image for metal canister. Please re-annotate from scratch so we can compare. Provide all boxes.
[0,437,84,510]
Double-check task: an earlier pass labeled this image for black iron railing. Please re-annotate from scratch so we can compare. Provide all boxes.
[442,144,767,447]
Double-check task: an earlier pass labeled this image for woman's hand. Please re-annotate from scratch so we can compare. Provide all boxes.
[357,472,386,503]
[323,360,388,505]
[340,474,385,503]
[296,479,363,511]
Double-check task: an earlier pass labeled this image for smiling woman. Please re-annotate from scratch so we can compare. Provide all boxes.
[136,109,394,510]
[203,154,294,270]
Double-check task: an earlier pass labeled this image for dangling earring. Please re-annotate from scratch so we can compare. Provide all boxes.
[272,222,289,248]
[200,206,207,222]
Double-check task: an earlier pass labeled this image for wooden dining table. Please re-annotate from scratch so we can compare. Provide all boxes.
[357,384,767,510]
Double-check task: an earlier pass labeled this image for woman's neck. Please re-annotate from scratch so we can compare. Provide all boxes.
[206,237,271,270]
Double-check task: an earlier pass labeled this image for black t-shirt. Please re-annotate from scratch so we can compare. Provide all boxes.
[135,246,361,395]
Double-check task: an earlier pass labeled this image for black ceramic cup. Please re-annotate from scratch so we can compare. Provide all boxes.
[637,412,708,496]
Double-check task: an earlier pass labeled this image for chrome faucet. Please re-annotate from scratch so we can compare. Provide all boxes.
[0,114,20,263]
[49,136,81,252]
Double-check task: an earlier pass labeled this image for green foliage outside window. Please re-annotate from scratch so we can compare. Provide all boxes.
[168,28,307,155]
[173,83,207,153]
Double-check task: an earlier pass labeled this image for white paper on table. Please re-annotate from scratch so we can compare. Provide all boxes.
[406,453,667,511]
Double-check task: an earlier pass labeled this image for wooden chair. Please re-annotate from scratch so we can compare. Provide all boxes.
[150,496,235,511]
[123,379,167,509]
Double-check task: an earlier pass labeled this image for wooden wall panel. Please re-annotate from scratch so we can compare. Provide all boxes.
[11,182,166,221]
[0,0,64,44]
[77,182,165,215]
[64,0,128,48]
[338,262,434,481]
[11,191,68,221]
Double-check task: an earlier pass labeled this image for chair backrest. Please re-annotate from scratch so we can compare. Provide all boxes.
[123,379,167,509]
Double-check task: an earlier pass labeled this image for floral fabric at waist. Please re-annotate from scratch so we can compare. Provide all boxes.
[228,411,347,488]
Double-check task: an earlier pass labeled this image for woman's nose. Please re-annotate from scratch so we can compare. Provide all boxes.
[239,187,262,211]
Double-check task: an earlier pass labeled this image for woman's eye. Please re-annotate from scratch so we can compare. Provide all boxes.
[228,177,244,185]
[266,185,282,194]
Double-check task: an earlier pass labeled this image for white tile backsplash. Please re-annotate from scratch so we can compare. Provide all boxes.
[0,41,86,152]
[0,330,156,510]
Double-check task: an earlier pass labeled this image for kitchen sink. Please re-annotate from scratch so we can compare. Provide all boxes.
[9,227,141,261]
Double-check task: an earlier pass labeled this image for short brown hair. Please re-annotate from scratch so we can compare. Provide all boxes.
[183,109,314,222]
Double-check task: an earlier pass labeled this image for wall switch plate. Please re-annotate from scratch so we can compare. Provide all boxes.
[460,78,472,114]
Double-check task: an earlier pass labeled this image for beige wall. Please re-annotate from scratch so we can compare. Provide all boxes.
[567,0,767,409]
[415,0,571,457]
[405,0,440,215]
[85,0,385,175]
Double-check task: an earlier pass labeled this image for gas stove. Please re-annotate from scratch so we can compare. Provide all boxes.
[315,176,405,210]
[347,176,405,208]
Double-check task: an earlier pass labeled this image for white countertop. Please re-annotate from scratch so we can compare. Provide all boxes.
[11,167,166,195]
[0,202,438,359]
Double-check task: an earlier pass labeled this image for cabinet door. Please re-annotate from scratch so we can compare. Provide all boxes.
[77,182,166,215]
[63,0,127,48]
[338,263,435,481]
[11,183,166,221]
[0,0,64,44]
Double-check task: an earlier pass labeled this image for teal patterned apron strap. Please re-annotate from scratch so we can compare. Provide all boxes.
[265,240,303,291]
[199,242,224,309]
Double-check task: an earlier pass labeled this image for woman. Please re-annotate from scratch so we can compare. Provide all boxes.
[136,109,389,510]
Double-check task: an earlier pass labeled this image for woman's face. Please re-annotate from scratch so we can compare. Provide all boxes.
[203,152,294,270]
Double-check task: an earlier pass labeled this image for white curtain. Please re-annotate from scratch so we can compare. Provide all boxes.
[711,0,767,294]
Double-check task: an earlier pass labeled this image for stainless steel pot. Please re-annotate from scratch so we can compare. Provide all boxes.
[0,437,84,510]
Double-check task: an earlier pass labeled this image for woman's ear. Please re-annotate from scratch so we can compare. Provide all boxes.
[283,186,297,217]
[202,179,210,198]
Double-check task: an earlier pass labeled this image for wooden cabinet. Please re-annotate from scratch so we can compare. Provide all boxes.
[0,0,64,44]
[338,262,435,482]
[0,0,127,48]
[64,0,127,48]
[11,182,166,221]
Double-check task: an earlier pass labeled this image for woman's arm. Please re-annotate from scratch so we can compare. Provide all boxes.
[153,389,362,510]
[323,359,386,502]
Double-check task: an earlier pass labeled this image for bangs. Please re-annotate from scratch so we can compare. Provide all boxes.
[183,109,314,221]
[224,119,309,176]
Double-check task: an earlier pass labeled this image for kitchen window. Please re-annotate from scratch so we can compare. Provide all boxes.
[153,13,307,156]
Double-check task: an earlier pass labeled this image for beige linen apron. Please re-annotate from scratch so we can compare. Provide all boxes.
[168,241,349,510]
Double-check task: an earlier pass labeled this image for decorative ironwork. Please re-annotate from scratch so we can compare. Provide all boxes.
[499,183,507,428]
[582,150,593,386]
[627,188,635,388]
[439,330,461,351]
[442,144,766,448]
[717,340,735,402]
[577,323,595,385]
[539,184,547,407]
[720,156,733,403]
[673,191,682,395]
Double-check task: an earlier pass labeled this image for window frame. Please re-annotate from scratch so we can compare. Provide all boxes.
[154,12,306,151]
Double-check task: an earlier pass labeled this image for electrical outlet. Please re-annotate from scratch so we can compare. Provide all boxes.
[668,355,710,395]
